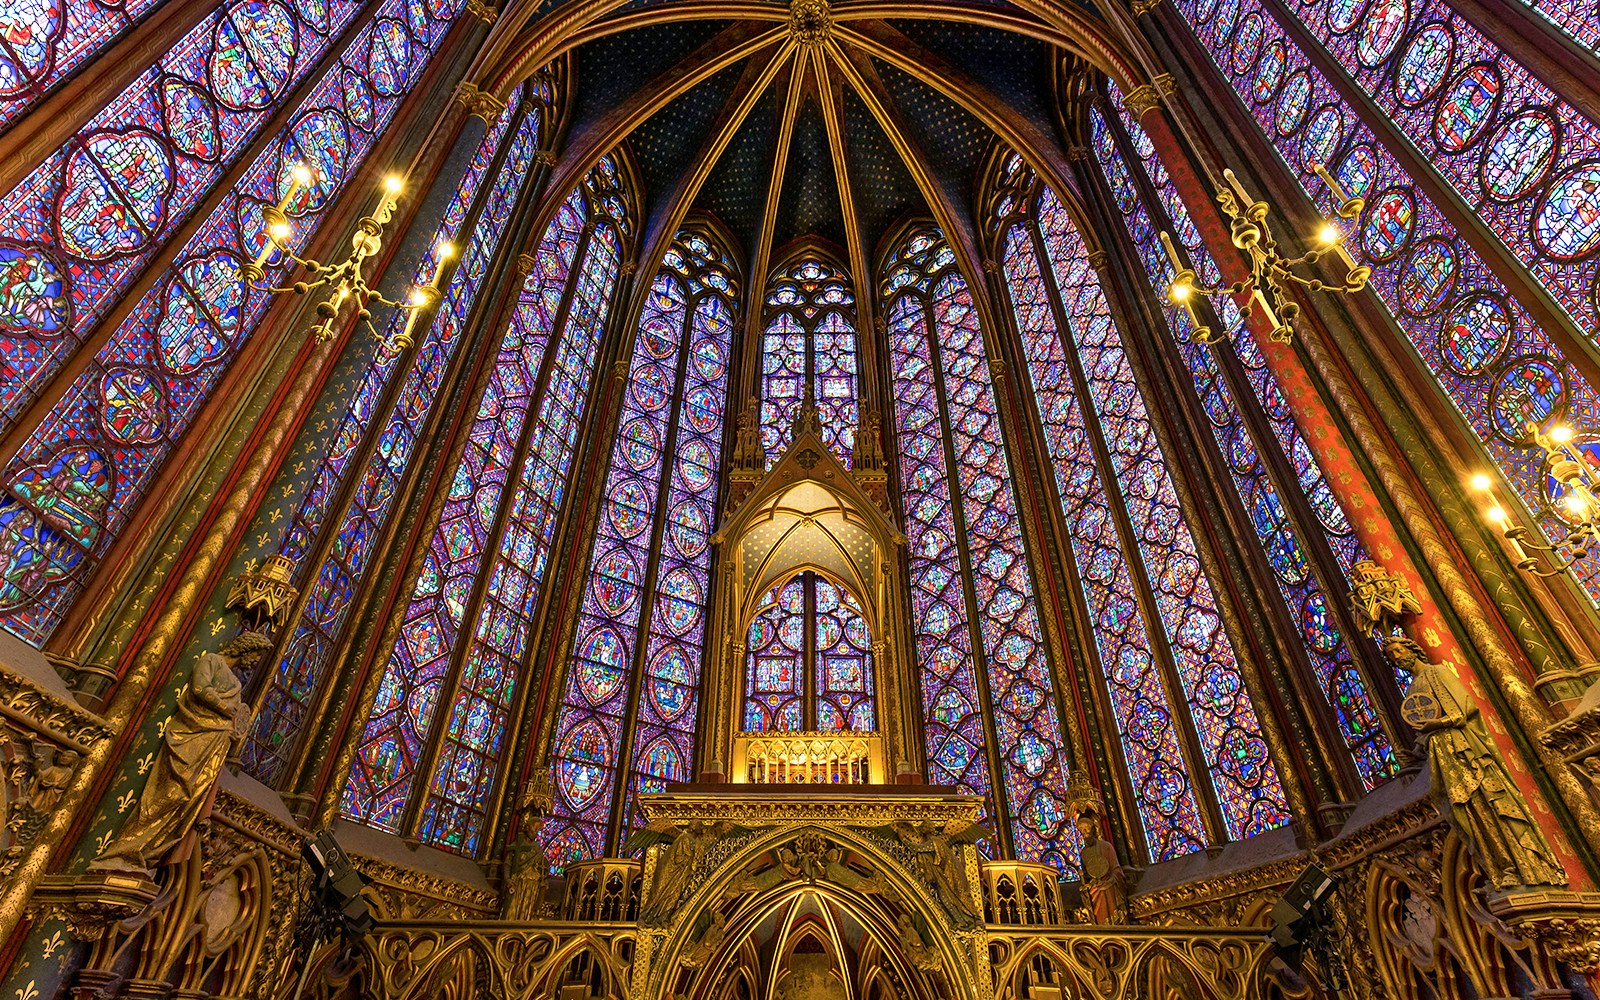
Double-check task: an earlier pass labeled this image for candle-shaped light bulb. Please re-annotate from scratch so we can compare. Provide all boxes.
[1169,282,1191,302]
[1159,229,1184,270]
[1317,223,1341,246]
[276,162,308,213]
[1565,492,1589,518]
[268,221,292,244]
[1471,473,1493,492]
[384,175,403,194]
[408,288,428,306]
[1222,168,1256,209]
[1487,505,1507,524]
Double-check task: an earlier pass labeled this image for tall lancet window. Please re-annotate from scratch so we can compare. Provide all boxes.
[1085,96,1400,789]
[742,571,876,733]
[988,170,1291,854]
[884,227,1074,871]
[0,0,466,644]
[544,227,737,868]
[759,252,857,467]
[342,154,635,856]
[1167,0,1600,602]
[244,83,549,786]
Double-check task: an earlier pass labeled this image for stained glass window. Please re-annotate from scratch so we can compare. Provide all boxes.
[543,227,736,868]
[241,85,543,786]
[740,571,877,735]
[342,155,632,856]
[1171,0,1600,603]
[0,0,465,644]
[759,254,856,467]
[1089,98,1399,789]
[884,227,1073,871]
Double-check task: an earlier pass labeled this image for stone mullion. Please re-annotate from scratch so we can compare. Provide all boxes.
[870,286,927,784]
[46,14,486,668]
[603,280,696,854]
[1086,105,1327,836]
[1444,0,1600,111]
[1097,98,1365,809]
[997,209,1149,862]
[970,258,1092,787]
[1152,32,1600,692]
[1129,74,1600,877]
[303,126,562,821]
[1053,159,1229,849]
[396,218,598,842]
[1173,0,1600,395]
[920,289,1018,860]
[269,102,527,794]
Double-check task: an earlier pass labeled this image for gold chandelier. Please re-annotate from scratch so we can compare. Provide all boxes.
[1475,423,1600,579]
[1160,164,1370,344]
[238,167,452,350]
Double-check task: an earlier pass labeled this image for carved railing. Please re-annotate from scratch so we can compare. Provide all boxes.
[732,730,884,784]
[980,861,1066,925]
[559,857,642,922]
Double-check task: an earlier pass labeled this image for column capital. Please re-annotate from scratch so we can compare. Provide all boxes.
[455,82,506,125]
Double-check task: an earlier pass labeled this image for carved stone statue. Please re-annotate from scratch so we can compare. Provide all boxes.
[90,633,271,875]
[1390,637,1566,889]
[502,816,550,920]
[1075,811,1128,925]
[889,820,985,928]
[683,905,727,968]
[631,820,734,926]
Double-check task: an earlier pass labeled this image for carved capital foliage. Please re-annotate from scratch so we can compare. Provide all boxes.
[454,82,506,124]
[0,664,112,748]
[1120,83,1162,118]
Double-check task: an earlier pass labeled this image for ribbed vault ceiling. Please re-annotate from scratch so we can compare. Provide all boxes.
[554,2,1100,295]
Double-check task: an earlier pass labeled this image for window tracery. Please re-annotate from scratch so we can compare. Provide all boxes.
[1170,0,1600,603]
[342,154,633,855]
[989,164,1292,847]
[885,226,1074,871]
[759,252,857,467]
[543,226,736,867]
[741,571,876,734]
[0,0,465,643]
[241,83,546,786]
[1087,97,1400,789]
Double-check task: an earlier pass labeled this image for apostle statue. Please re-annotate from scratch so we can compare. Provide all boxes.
[1389,637,1566,890]
[1076,808,1128,925]
[89,632,271,875]
[502,817,551,920]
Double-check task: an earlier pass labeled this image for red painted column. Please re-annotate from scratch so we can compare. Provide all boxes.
[1132,95,1591,885]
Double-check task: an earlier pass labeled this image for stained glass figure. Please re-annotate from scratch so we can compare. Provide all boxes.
[242,87,541,786]
[342,156,631,857]
[885,227,1074,872]
[759,254,857,467]
[740,571,877,735]
[542,226,736,868]
[0,0,464,645]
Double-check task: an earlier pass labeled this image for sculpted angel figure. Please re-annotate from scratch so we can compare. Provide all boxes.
[90,632,272,875]
[627,819,740,926]
[885,820,987,928]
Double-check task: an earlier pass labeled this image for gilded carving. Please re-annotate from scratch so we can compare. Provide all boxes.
[1349,559,1423,634]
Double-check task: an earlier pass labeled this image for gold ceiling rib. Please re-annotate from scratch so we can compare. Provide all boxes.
[532,23,786,237]
[472,0,1144,104]
[811,42,877,392]
[822,37,1002,339]
[624,41,799,330]
[835,21,1097,230]
[741,52,810,390]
